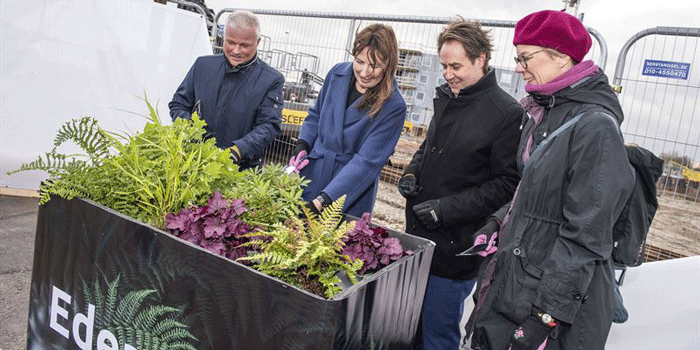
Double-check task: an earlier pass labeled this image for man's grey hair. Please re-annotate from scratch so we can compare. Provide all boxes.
[225,10,260,40]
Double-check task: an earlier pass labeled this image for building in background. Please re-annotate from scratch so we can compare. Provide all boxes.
[396,44,526,130]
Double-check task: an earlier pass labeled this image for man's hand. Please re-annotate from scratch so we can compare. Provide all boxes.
[398,174,419,198]
[230,145,241,164]
[412,199,441,230]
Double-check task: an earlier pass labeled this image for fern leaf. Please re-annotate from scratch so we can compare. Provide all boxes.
[114,289,157,324]
[167,341,198,350]
[152,319,190,336]
[6,151,69,174]
[105,274,120,326]
[159,328,198,343]
[132,305,180,330]
[54,117,113,159]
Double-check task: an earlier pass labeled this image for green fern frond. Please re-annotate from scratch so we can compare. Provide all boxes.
[158,328,198,343]
[6,151,70,175]
[114,289,158,324]
[104,275,120,325]
[81,279,93,314]
[93,277,105,319]
[243,196,360,298]
[152,319,191,336]
[53,116,113,160]
[132,305,181,330]
[82,276,198,350]
[167,341,198,350]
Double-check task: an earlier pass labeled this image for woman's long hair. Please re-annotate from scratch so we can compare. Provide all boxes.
[352,24,398,118]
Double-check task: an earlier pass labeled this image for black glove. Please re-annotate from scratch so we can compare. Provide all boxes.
[507,313,555,350]
[412,199,441,230]
[293,139,311,156]
[398,173,419,198]
[301,193,331,218]
[304,200,321,216]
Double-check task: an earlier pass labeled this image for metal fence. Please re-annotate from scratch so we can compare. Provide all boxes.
[613,27,700,204]
[612,27,700,261]
[211,8,608,185]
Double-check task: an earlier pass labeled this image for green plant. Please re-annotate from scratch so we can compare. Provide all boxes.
[9,97,243,227]
[97,102,242,227]
[8,116,116,204]
[239,196,363,298]
[226,164,308,229]
[82,275,198,350]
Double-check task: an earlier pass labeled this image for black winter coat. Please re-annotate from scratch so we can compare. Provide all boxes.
[404,68,523,280]
[470,70,635,350]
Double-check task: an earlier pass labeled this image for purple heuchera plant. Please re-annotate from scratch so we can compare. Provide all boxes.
[342,212,412,275]
[165,192,260,262]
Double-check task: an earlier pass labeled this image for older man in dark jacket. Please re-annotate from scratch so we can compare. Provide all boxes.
[398,18,522,350]
[169,10,284,170]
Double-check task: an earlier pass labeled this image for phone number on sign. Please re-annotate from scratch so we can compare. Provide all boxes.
[643,67,688,78]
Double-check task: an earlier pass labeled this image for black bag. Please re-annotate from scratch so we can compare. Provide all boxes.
[612,145,664,324]
[611,145,665,267]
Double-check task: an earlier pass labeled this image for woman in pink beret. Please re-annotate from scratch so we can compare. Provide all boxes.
[466,10,635,350]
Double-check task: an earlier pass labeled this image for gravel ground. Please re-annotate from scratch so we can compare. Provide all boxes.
[647,195,700,256]
[371,181,408,232]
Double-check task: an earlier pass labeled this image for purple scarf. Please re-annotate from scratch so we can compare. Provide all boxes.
[503,60,600,231]
[519,60,599,163]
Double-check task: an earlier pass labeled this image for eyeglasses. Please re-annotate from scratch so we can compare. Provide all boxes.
[513,49,547,69]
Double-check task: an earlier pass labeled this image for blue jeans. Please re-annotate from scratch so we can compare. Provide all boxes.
[420,275,476,350]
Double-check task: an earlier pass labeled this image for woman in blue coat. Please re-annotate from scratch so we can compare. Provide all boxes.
[288,24,406,217]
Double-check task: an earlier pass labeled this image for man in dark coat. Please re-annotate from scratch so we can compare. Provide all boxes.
[169,10,284,170]
[398,18,523,350]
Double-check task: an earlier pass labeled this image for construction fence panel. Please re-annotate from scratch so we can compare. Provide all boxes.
[612,27,700,261]
[212,9,607,185]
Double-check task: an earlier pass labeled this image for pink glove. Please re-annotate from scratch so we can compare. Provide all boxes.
[287,150,309,174]
[473,230,498,257]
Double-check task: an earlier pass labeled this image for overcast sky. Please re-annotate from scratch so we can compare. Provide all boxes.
[205,0,699,74]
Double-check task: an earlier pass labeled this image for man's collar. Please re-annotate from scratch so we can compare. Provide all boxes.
[225,53,258,74]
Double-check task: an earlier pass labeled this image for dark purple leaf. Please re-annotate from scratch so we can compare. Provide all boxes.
[165,212,189,231]
[208,191,228,212]
[230,198,248,216]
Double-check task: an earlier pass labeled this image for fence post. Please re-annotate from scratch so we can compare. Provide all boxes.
[613,27,700,89]
[345,19,357,63]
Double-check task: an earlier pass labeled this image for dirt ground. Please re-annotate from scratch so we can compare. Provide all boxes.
[371,182,700,258]
[647,195,700,256]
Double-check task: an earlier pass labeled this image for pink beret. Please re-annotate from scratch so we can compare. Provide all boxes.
[513,10,592,62]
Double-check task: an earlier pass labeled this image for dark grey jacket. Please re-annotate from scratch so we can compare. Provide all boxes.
[470,70,635,350]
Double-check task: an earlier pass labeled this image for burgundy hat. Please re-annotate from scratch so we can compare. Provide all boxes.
[513,10,592,62]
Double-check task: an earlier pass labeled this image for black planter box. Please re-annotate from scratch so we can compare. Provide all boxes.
[26,196,434,350]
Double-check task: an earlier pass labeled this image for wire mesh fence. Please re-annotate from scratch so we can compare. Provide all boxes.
[212,8,607,186]
[613,27,700,204]
[612,27,700,261]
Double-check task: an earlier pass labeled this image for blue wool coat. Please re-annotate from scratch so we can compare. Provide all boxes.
[299,62,406,217]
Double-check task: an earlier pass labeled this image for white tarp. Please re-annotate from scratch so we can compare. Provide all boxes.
[0,0,212,190]
[607,255,700,350]
[462,256,700,349]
